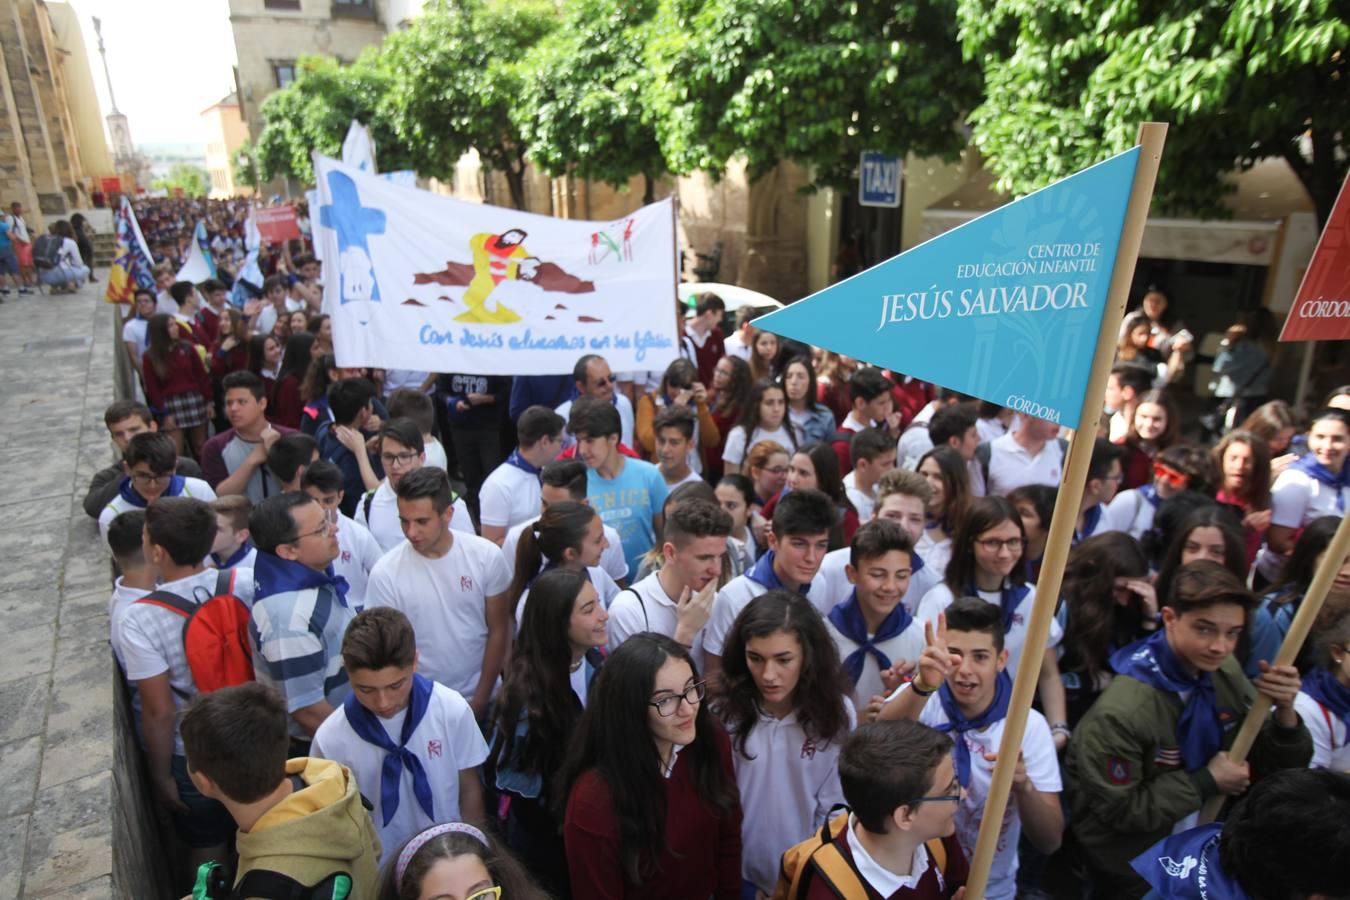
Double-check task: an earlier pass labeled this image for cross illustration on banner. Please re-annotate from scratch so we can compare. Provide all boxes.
[320,170,386,306]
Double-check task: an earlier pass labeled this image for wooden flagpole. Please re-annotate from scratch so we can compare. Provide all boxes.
[962,123,1168,900]
[1196,509,1350,823]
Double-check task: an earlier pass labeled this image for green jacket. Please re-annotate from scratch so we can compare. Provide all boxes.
[1065,655,1311,889]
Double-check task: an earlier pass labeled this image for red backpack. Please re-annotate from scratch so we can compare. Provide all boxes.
[136,568,255,695]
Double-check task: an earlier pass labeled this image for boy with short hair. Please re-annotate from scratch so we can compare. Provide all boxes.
[266,432,319,492]
[181,683,382,899]
[653,405,704,489]
[833,367,900,473]
[312,607,488,863]
[878,597,1064,900]
[356,418,473,552]
[500,459,629,585]
[827,519,926,711]
[570,395,668,576]
[301,460,384,607]
[107,510,153,693]
[897,399,978,473]
[84,399,202,518]
[608,498,730,667]
[1104,362,1153,442]
[315,377,381,516]
[478,405,565,545]
[195,278,229,345]
[118,497,255,869]
[1067,561,1312,899]
[210,495,256,569]
[776,719,968,899]
[703,488,836,680]
[1076,437,1124,543]
[385,387,447,472]
[98,431,217,543]
[200,371,294,502]
[254,273,303,336]
[845,427,898,523]
[366,468,511,720]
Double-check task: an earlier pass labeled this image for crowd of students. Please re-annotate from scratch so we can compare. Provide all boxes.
[92,239,1350,900]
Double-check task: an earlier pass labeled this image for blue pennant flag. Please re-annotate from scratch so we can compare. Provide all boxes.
[755,148,1141,429]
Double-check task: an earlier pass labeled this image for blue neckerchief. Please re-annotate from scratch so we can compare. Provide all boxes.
[342,673,435,827]
[926,514,947,532]
[504,449,542,479]
[1131,824,1248,900]
[828,590,913,686]
[1075,504,1103,544]
[117,474,186,508]
[935,670,1012,787]
[253,551,351,606]
[747,550,808,596]
[970,581,1031,632]
[1301,667,1350,731]
[1111,631,1221,771]
[1140,483,1161,508]
[211,540,253,569]
[910,550,925,577]
[1291,453,1350,512]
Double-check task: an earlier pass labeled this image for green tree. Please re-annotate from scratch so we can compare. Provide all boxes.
[152,163,210,197]
[232,141,260,193]
[516,0,665,203]
[644,0,980,186]
[382,0,557,209]
[960,0,1350,225]
[253,49,411,185]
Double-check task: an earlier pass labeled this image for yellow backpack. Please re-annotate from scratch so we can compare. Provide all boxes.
[773,809,946,900]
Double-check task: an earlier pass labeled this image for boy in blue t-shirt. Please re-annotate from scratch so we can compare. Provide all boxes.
[569,395,668,575]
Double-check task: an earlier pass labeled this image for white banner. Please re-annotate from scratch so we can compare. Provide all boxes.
[313,155,679,374]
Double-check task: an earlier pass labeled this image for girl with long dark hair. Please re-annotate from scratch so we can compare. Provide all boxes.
[761,442,859,549]
[142,313,212,458]
[1213,429,1274,565]
[379,821,548,900]
[716,474,763,560]
[559,633,741,899]
[299,353,339,434]
[748,330,780,383]
[708,356,753,480]
[1261,408,1350,584]
[635,358,720,474]
[722,380,800,475]
[916,495,1069,746]
[916,445,971,576]
[780,356,836,445]
[1118,388,1182,489]
[247,332,281,396]
[269,330,315,429]
[715,591,853,897]
[490,569,608,896]
[509,501,618,623]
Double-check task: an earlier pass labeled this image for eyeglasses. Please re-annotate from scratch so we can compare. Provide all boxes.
[292,519,333,543]
[650,680,706,717]
[130,471,173,485]
[975,537,1023,553]
[1153,462,1188,487]
[916,778,963,805]
[593,374,618,386]
[465,888,502,900]
[381,451,420,468]
[760,466,789,475]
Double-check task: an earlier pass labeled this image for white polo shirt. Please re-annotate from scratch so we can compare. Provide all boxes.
[503,515,629,584]
[914,530,953,582]
[984,433,1064,498]
[825,610,926,711]
[365,534,511,698]
[311,681,489,865]
[1294,690,1350,772]
[331,512,384,607]
[815,546,940,616]
[897,402,938,470]
[607,572,710,669]
[842,471,875,523]
[358,479,474,553]
[98,477,217,544]
[1105,487,1159,540]
[478,461,541,532]
[732,702,855,893]
[915,582,1061,679]
[704,568,830,658]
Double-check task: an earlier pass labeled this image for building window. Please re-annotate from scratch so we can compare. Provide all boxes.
[264,0,301,10]
[273,61,296,89]
[332,0,374,19]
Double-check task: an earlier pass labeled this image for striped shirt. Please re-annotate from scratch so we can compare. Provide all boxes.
[250,581,357,737]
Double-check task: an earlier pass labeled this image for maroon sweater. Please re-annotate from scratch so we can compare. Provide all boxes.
[564,728,742,900]
[799,827,968,900]
[142,343,211,409]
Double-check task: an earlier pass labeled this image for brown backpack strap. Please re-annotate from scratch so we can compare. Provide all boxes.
[786,811,869,900]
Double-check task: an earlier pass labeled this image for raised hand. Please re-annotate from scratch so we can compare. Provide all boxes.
[673,581,717,646]
[916,613,961,693]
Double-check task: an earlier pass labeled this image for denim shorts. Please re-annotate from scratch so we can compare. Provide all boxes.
[0,250,17,276]
[170,754,236,848]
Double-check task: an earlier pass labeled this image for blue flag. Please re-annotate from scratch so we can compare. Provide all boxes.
[754,148,1141,429]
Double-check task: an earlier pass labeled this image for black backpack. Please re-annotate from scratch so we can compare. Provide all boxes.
[195,861,352,899]
[32,234,61,270]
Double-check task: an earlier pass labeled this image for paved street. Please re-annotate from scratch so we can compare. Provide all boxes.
[0,278,116,897]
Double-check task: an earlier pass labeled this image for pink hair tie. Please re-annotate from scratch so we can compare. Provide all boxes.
[395,822,490,888]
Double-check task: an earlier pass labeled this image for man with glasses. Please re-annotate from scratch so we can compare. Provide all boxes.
[876,597,1064,900]
[99,431,217,543]
[555,353,636,448]
[248,492,356,755]
[356,418,474,553]
[200,371,294,503]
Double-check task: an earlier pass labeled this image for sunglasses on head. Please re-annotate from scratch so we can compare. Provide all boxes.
[1153,462,1188,488]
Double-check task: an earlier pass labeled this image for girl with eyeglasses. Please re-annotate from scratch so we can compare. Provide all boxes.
[559,632,742,899]
[916,446,972,578]
[743,439,790,508]
[916,496,1069,746]
[508,501,619,626]
[714,590,853,898]
[1117,389,1182,489]
[489,569,608,897]
[379,821,548,900]
[723,381,801,477]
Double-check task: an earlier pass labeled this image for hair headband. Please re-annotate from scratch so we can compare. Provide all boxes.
[395,822,489,888]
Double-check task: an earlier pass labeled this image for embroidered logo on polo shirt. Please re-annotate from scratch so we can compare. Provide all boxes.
[460,576,474,592]
[801,738,818,760]
[427,739,442,758]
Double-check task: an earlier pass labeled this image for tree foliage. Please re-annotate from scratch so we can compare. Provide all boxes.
[644,0,980,186]
[232,141,260,192]
[382,0,557,209]
[960,0,1350,225]
[152,163,209,197]
[516,0,664,202]
[254,49,411,185]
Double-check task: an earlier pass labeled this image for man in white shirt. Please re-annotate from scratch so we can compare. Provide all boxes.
[842,428,896,524]
[555,353,636,448]
[312,607,487,865]
[123,288,157,381]
[357,418,473,553]
[153,264,178,316]
[608,499,729,670]
[723,306,757,361]
[479,405,565,545]
[501,459,629,585]
[302,460,385,608]
[979,414,1065,498]
[366,468,511,720]
[253,274,304,336]
[878,597,1063,900]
